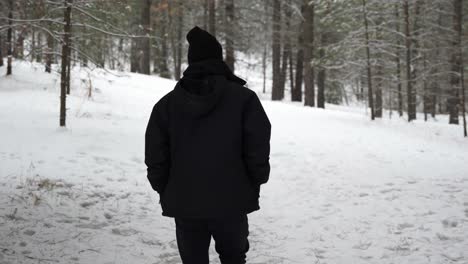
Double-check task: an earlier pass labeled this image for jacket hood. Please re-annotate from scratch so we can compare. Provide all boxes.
[173,59,246,118]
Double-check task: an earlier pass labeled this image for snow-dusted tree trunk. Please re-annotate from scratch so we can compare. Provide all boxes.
[0,35,3,67]
[271,0,282,101]
[293,3,305,102]
[395,3,403,117]
[362,0,374,120]
[208,0,216,36]
[224,0,235,72]
[45,31,53,73]
[404,0,416,122]
[303,0,315,107]
[140,0,151,75]
[60,0,72,127]
[175,0,183,81]
[6,0,13,75]
[279,0,292,99]
[448,0,462,125]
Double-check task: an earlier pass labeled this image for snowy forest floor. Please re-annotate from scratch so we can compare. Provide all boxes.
[1,62,468,264]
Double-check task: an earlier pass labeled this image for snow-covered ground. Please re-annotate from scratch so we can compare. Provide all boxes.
[1,62,468,264]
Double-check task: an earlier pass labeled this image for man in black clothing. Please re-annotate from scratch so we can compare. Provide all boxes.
[145,26,271,264]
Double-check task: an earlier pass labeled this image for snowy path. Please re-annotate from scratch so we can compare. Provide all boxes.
[1,63,468,264]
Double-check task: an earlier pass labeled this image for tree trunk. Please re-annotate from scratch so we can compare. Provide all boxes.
[140,0,151,75]
[130,38,140,72]
[448,0,461,125]
[225,0,235,71]
[363,0,374,120]
[45,30,53,73]
[317,32,326,109]
[404,0,416,121]
[60,0,72,127]
[0,34,3,67]
[395,3,403,117]
[303,0,315,107]
[66,39,71,94]
[262,44,267,93]
[36,32,42,62]
[208,0,216,36]
[293,4,305,102]
[375,65,383,118]
[288,43,294,97]
[203,0,208,30]
[175,0,183,80]
[31,29,36,63]
[158,6,170,78]
[279,0,292,99]
[271,0,282,101]
[7,0,13,75]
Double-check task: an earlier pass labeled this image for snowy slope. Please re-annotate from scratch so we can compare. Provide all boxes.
[1,62,467,264]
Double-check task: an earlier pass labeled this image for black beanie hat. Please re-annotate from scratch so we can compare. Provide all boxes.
[187,26,223,64]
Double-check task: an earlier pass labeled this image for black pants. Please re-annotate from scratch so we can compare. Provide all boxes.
[175,215,249,264]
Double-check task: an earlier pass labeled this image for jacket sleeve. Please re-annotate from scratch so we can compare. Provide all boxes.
[242,91,271,188]
[145,101,170,194]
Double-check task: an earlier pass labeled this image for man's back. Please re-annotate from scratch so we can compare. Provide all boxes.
[146,64,271,218]
[145,26,271,264]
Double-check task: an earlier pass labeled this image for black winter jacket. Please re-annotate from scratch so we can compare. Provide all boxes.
[145,60,271,218]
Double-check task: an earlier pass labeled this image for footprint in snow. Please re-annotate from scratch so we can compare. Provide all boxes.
[104,212,113,219]
[111,227,138,236]
[442,218,458,228]
[397,222,414,230]
[23,230,35,236]
[80,200,98,208]
[76,222,109,230]
[442,252,464,262]
[353,241,372,250]
[379,188,401,194]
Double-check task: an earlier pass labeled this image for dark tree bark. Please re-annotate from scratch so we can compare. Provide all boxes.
[279,0,292,99]
[15,31,25,60]
[458,0,466,136]
[208,0,216,36]
[66,36,72,95]
[140,0,151,75]
[317,32,327,109]
[31,30,36,63]
[130,39,140,72]
[158,5,170,78]
[363,0,374,119]
[203,0,208,30]
[404,0,416,121]
[423,52,429,121]
[375,65,383,118]
[271,0,282,100]
[175,0,183,80]
[45,30,53,73]
[224,0,235,71]
[36,32,42,63]
[262,0,268,94]
[0,34,3,67]
[60,0,72,127]
[6,0,13,75]
[292,3,305,102]
[288,44,294,97]
[395,3,403,117]
[448,0,462,125]
[303,0,315,106]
